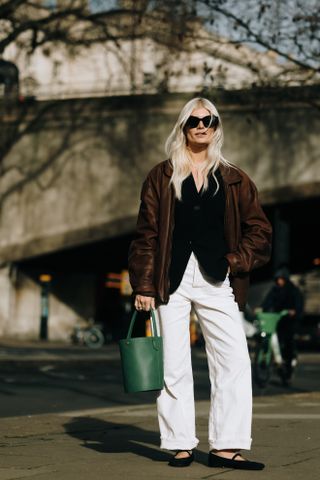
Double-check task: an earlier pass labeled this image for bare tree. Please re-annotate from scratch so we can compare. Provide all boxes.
[0,1,318,68]
[199,0,319,74]
[0,0,319,193]
[0,1,139,54]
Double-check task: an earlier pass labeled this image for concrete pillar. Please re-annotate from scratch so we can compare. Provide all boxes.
[0,265,96,342]
[0,266,12,336]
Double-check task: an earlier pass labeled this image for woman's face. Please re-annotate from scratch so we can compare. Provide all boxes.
[185,107,215,148]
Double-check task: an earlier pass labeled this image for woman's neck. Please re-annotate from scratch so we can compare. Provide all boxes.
[187,144,208,164]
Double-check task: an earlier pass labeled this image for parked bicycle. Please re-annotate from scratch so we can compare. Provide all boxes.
[71,319,105,349]
[253,310,289,388]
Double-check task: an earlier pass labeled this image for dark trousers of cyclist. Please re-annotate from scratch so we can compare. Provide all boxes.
[277,315,297,379]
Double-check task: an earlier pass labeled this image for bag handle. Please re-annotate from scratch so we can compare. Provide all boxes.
[126,309,159,340]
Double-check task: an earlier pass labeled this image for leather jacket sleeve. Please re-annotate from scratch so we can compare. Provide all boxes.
[128,175,159,297]
[225,175,272,274]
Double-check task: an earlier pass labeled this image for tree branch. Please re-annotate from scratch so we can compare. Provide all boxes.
[203,1,319,72]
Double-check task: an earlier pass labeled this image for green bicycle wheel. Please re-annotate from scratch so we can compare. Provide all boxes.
[253,337,272,388]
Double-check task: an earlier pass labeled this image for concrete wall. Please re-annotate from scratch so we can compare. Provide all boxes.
[0,87,319,340]
[1,87,319,263]
[6,27,309,100]
[0,266,95,341]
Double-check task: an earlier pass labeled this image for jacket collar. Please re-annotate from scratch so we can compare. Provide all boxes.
[164,159,173,177]
[164,159,241,185]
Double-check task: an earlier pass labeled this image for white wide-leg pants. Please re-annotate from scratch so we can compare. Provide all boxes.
[156,252,252,451]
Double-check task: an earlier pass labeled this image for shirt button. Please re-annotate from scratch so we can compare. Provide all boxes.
[193,205,200,211]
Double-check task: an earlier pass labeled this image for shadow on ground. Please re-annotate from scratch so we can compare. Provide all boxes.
[64,416,166,461]
[63,416,211,466]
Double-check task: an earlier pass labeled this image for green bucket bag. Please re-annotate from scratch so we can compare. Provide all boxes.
[119,309,164,393]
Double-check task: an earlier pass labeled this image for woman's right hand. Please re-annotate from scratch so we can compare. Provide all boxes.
[135,295,155,311]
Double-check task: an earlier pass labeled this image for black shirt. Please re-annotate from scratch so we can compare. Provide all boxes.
[169,169,229,294]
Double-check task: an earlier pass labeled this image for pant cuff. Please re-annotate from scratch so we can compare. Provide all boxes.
[209,438,252,451]
[160,437,199,450]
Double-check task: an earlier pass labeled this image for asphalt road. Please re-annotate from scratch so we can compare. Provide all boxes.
[0,342,319,418]
[0,342,320,480]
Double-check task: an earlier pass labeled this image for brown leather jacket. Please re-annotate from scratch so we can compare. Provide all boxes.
[128,160,272,311]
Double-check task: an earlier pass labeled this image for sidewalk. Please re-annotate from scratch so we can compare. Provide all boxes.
[0,340,319,479]
[0,391,320,480]
[0,338,120,362]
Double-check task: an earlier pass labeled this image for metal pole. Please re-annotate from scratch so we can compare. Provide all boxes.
[39,274,51,340]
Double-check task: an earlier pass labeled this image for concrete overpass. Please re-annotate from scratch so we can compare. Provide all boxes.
[0,87,319,340]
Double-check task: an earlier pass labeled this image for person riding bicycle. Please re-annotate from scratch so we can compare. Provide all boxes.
[260,266,304,382]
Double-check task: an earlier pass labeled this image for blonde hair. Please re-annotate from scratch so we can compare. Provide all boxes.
[165,97,230,199]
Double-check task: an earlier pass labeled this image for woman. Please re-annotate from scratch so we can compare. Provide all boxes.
[128,97,272,470]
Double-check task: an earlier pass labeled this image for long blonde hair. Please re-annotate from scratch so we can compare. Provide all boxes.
[165,97,230,199]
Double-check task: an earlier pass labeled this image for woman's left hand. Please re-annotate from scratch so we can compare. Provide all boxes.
[135,295,155,311]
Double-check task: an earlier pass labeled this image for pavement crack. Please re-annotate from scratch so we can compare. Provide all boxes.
[281,456,316,466]
[296,446,320,454]
[201,469,234,478]
[9,473,58,480]
[0,466,58,480]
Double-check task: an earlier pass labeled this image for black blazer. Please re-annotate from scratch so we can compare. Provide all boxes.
[169,169,229,294]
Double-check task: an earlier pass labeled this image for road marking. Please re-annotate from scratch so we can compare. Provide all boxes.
[254,414,320,419]
[58,405,320,420]
[58,405,155,417]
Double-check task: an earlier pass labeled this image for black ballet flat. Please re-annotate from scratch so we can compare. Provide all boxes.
[168,450,194,467]
[208,451,265,470]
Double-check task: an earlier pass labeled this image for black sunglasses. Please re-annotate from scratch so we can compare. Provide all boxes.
[185,115,219,129]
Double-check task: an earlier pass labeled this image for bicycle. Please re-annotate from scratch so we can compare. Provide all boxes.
[71,319,105,349]
[253,310,288,388]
